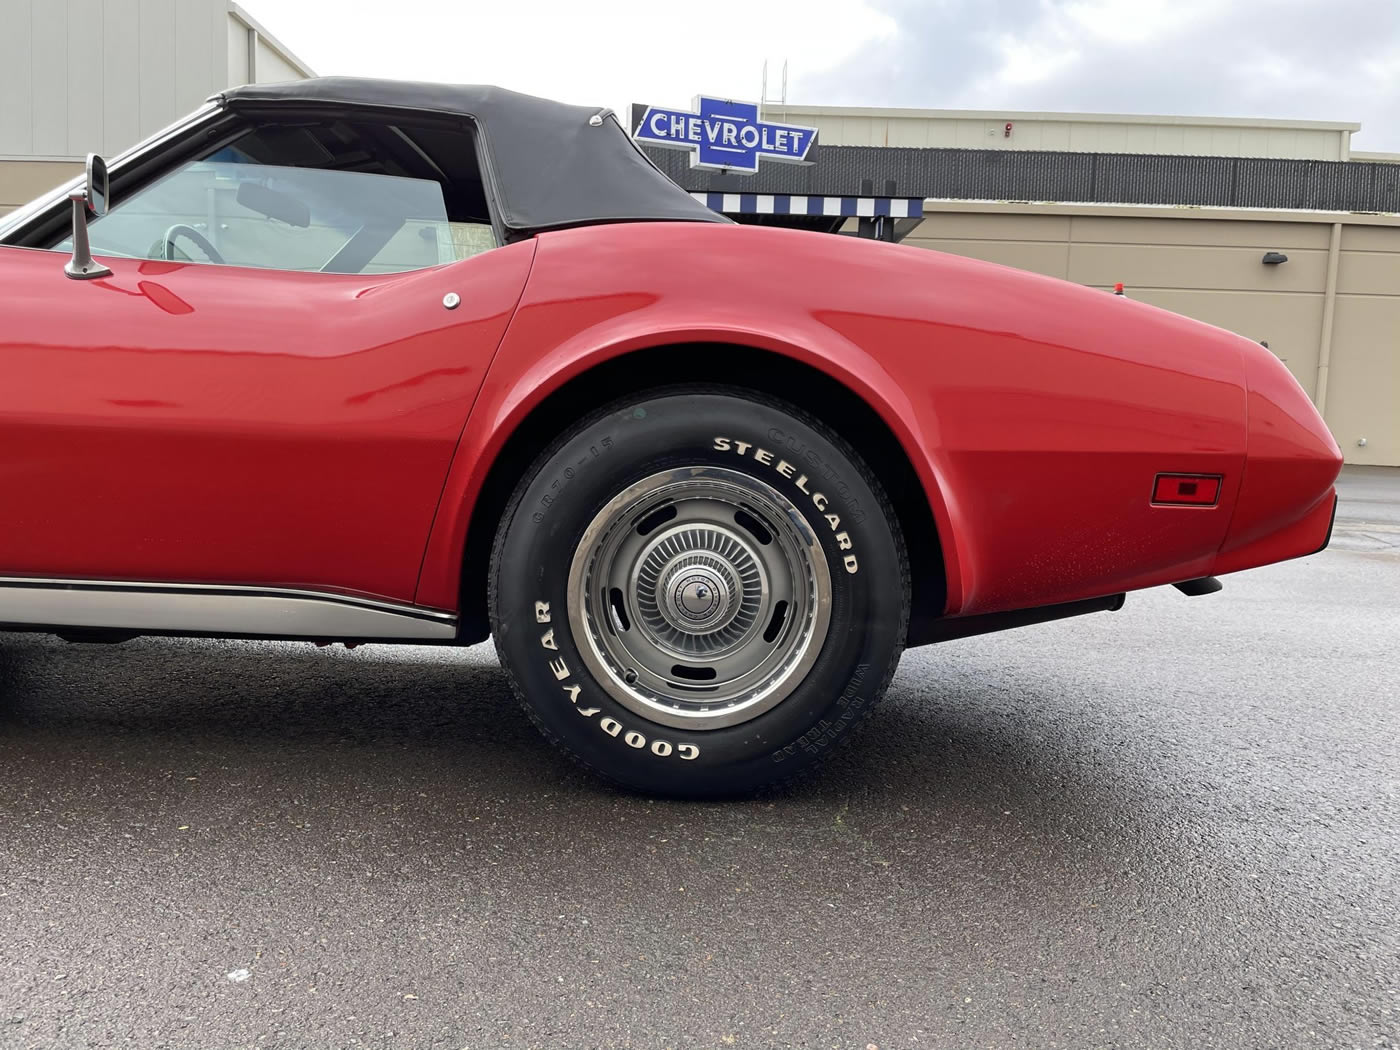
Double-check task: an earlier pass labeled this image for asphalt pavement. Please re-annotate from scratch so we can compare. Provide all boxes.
[2,468,1397,1050]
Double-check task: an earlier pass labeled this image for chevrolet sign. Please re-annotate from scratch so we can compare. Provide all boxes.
[633,96,818,174]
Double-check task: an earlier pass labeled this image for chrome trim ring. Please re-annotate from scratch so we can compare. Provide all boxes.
[567,467,832,731]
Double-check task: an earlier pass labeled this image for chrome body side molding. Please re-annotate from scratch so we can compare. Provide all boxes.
[0,577,457,641]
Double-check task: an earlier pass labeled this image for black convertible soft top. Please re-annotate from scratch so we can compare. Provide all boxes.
[219,77,728,238]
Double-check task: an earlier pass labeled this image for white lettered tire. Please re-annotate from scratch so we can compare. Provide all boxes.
[488,387,909,796]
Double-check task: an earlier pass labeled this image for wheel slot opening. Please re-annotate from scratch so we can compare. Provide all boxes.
[733,508,772,545]
[762,600,789,643]
[670,664,717,681]
[635,504,678,536]
[608,587,631,632]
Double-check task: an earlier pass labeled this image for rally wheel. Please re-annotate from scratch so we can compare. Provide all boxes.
[488,386,909,796]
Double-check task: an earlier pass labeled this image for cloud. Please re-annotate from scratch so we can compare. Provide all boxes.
[248,0,896,122]
[799,0,1400,151]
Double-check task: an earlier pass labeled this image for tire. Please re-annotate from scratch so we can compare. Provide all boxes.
[488,386,909,796]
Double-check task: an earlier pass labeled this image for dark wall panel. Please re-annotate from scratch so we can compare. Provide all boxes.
[646,143,1400,214]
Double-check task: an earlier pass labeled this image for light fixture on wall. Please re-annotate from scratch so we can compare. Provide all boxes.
[1261,251,1289,265]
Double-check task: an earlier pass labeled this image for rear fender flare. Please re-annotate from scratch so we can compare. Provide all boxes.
[413,323,973,615]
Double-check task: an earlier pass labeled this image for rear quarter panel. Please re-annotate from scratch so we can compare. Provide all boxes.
[419,223,1249,616]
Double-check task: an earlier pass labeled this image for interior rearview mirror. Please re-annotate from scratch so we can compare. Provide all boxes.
[64,153,112,280]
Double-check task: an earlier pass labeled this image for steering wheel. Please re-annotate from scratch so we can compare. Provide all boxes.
[161,224,226,265]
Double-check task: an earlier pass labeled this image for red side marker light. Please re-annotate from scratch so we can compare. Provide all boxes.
[1152,473,1222,507]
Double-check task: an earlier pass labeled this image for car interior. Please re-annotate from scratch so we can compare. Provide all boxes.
[51,116,498,275]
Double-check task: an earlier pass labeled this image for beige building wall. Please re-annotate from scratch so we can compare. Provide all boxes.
[906,202,1399,465]
[766,104,1359,160]
[0,159,82,217]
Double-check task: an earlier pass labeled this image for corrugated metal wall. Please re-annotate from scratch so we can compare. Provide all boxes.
[0,0,231,161]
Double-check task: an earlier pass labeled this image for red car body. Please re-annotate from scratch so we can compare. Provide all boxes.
[0,75,1342,655]
[0,77,1348,792]
[2,219,1340,630]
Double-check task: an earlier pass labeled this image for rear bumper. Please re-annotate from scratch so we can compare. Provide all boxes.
[1213,486,1337,576]
[1212,339,1343,576]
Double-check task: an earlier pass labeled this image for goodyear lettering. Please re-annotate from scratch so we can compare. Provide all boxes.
[534,600,698,760]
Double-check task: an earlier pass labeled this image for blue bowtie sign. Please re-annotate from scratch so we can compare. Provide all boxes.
[634,96,818,174]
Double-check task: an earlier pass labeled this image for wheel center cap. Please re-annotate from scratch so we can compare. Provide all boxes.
[656,558,739,635]
[678,575,719,617]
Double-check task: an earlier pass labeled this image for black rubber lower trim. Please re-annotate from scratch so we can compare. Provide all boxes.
[1315,493,1340,554]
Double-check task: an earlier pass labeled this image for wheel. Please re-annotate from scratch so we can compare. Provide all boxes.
[489,387,909,795]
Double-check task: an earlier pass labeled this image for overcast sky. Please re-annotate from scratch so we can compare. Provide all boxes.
[253,0,1400,151]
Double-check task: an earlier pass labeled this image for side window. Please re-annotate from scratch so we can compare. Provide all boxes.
[60,119,496,274]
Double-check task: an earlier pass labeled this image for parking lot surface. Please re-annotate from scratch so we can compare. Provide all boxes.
[2,469,1397,1049]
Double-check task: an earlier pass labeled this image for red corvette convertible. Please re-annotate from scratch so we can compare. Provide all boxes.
[0,78,1342,794]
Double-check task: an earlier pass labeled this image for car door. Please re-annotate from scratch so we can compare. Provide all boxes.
[0,116,533,606]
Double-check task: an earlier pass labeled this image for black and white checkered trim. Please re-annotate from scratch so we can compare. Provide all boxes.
[690,192,924,218]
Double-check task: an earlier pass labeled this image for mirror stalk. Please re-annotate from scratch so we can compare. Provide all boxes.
[64,191,111,280]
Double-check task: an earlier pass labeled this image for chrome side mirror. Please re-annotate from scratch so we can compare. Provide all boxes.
[64,153,112,280]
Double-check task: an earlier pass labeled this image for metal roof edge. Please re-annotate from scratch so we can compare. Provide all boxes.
[918,198,1400,226]
[763,104,1362,134]
[227,2,318,80]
